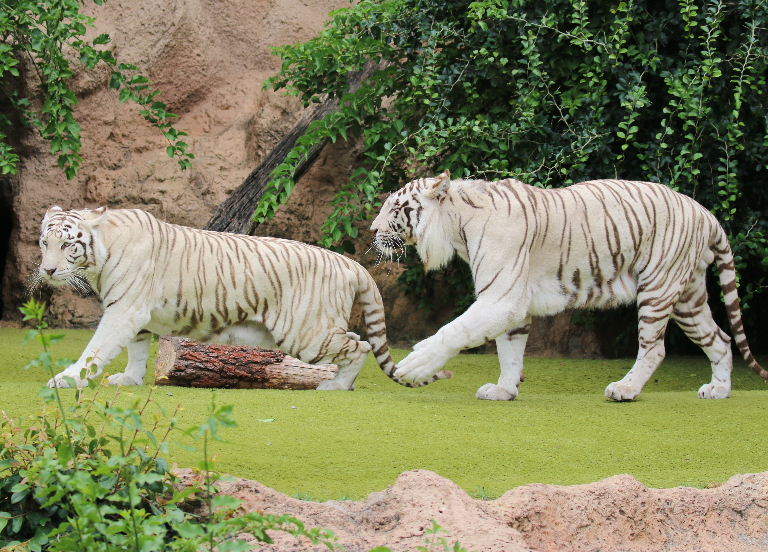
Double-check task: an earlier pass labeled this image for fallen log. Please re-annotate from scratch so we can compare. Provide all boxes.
[155,336,338,389]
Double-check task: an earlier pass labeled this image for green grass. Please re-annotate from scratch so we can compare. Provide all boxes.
[1,327,767,500]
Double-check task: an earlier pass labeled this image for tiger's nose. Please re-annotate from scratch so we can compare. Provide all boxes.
[43,267,56,276]
[370,214,384,231]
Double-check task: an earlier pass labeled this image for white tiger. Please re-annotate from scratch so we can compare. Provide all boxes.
[35,206,450,389]
[371,171,768,401]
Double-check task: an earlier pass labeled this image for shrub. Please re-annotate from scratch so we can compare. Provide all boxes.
[0,299,335,551]
[0,1,194,178]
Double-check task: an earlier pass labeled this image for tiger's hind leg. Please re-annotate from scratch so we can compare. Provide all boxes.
[605,287,678,401]
[315,330,372,391]
[476,318,531,401]
[672,273,732,399]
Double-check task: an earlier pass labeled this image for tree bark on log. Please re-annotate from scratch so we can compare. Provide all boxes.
[155,337,338,389]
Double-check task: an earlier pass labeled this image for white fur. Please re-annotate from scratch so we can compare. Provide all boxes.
[414,200,459,272]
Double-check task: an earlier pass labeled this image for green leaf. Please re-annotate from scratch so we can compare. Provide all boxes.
[211,494,242,511]
[217,541,252,552]
[57,442,73,463]
[174,522,205,538]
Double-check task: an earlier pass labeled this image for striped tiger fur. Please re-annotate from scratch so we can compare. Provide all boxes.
[371,170,767,401]
[36,206,450,389]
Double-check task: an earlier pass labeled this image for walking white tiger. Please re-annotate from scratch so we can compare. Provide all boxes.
[34,206,450,389]
[371,171,768,401]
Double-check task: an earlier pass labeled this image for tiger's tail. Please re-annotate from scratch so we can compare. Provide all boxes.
[356,270,452,387]
[712,227,768,380]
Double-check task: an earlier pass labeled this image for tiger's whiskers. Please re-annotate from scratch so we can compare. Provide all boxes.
[26,272,44,297]
[371,233,407,275]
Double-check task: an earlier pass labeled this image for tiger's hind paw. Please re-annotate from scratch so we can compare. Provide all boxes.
[604,381,640,402]
[697,383,730,399]
[476,383,517,401]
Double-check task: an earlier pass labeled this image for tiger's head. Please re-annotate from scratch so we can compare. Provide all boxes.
[33,206,107,295]
[371,170,455,271]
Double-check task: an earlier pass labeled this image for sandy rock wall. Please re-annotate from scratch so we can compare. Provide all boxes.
[1,0,600,355]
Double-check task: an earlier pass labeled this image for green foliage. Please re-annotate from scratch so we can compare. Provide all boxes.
[1,300,335,551]
[264,0,768,306]
[0,0,194,179]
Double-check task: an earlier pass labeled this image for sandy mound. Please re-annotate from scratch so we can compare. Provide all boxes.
[177,469,768,551]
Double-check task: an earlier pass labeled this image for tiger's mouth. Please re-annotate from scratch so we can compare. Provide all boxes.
[30,268,95,297]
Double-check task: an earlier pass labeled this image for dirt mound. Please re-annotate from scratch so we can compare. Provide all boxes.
[178,469,768,551]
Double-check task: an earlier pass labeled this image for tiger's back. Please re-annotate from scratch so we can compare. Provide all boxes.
[519,179,719,315]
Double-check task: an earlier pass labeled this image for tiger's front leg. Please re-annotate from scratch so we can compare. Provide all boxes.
[394,299,526,385]
[48,308,150,388]
[106,332,151,386]
[476,320,531,401]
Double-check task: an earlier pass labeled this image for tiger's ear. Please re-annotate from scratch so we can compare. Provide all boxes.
[422,170,451,199]
[42,205,63,227]
[80,206,108,228]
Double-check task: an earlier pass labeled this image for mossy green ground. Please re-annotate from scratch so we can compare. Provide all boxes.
[1,327,767,500]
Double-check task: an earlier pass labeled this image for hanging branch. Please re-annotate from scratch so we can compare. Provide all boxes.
[205,97,338,234]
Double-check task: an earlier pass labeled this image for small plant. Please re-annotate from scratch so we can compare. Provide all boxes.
[0,300,336,551]
[370,522,472,552]
[416,522,472,552]
[468,486,496,501]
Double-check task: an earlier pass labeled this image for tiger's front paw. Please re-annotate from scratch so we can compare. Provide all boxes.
[107,373,144,386]
[476,383,518,401]
[48,372,87,389]
[394,345,455,385]
[412,335,437,352]
[605,381,640,402]
[697,383,730,399]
